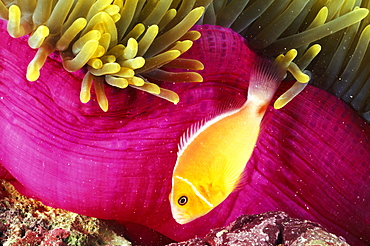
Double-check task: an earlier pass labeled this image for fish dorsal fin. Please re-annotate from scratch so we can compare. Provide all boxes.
[177,105,242,157]
[177,92,248,157]
[216,96,246,116]
[177,96,246,157]
[178,119,207,157]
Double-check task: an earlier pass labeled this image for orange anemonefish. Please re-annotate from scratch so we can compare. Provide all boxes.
[169,55,292,224]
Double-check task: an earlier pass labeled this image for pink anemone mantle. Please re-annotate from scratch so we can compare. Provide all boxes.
[0,21,369,245]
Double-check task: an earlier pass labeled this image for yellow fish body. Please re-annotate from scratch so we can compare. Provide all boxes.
[169,58,286,224]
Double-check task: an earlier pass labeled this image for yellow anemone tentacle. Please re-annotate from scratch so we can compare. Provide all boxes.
[0,0,206,111]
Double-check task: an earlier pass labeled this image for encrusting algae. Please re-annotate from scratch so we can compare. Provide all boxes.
[0,0,212,111]
[201,0,370,121]
[0,180,131,245]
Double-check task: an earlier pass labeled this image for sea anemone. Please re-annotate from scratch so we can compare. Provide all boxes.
[0,1,369,246]
[201,0,370,121]
[1,22,369,245]
[0,0,211,111]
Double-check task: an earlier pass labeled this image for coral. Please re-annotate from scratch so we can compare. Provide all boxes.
[0,180,131,246]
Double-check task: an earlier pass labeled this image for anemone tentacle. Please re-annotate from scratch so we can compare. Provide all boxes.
[202,0,370,122]
[0,0,213,111]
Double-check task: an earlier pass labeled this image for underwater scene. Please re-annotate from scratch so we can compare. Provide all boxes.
[0,0,369,245]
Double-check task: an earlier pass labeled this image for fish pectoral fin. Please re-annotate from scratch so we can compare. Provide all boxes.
[198,183,226,203]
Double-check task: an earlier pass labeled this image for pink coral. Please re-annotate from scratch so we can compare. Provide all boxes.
[41,229,70,246]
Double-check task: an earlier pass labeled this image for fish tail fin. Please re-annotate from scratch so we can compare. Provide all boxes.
[247,56,286,105]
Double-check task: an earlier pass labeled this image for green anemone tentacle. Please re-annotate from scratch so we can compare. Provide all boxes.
[202,0,370,122]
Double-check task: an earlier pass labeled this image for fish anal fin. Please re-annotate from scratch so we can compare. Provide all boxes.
[222,171,243,195]
[218,154,247,194]
[231,170,247,192]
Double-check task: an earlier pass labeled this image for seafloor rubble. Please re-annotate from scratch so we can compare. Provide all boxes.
[0,180,352,246]
[167,212,351,246]
[0,180,131,246]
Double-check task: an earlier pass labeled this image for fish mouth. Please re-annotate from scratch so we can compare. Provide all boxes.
[173,213,192,224]
[170,198,193,224]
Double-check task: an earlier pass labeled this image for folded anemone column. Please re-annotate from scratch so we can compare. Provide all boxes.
[0,1,370,246]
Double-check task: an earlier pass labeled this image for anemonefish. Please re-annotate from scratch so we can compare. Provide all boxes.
[169,55,291,224]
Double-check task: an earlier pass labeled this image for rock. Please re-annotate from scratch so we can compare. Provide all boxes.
[167,211,350,246]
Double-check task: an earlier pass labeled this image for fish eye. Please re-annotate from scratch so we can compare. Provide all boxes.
[178,196,188,206]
